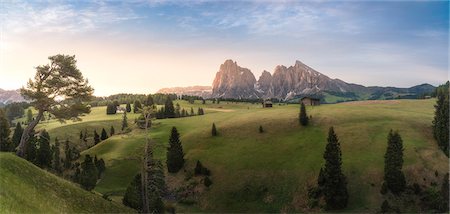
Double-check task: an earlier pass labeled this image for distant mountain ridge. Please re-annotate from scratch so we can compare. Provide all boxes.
[0,88,26,104]
[210,59,435,102]
[157,85,212,97]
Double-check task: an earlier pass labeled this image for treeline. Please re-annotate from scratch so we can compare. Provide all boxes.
[432,81,449,156]
[90,93,178,107]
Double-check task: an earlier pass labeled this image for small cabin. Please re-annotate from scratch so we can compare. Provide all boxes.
[301,97,320,106]
[263,100,273,108]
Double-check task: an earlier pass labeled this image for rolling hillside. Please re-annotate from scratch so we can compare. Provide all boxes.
[0,153,134,213]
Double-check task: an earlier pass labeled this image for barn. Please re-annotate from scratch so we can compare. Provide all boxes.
[263,100,273,108]
[300,97,320,106]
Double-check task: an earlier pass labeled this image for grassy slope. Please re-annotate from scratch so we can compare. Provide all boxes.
[0,153,134,213]
[30,99,447,212]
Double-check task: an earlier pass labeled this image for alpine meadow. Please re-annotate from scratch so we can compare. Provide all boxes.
[0,1,449,213]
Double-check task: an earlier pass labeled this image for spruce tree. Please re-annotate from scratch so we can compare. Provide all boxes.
[432,81,449,156]
[164,98,175,118]
[299,102,309,126]
[383,130,406,194]
[12,122,24,150]
[63,140,72,169]
[53,138,62,173]
[37,130,53,168]
[126,102,132,113]
[212,123,218,136]
[94,155,106,178]
[110,126,115,136]
[80,154,98,190]
[100,128,108,141]
[133,100,142,113]
[190,107,195,116]
[24,132,37,163]
[94,130,100,144]
[79,130,83,140]
[166,127,184,173]
[122,111,128,131]
[321,127,348,210]
[0,109,11,151]
[123,174,143,210]
[259,125,264,133]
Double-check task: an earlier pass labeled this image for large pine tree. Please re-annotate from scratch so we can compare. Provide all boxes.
[37,130,53,168]
[0,109,11,151]
[12,122,23,151]
[123,174,143,210]
[432,81,449,156]
[299,102,309,126]
[145,95,154,107]
[166,127,184,173]
[126,102,132,113]
[321,127,348,210]
[383,130,406,194]
[164,98,175,118]
[80,154,98,190]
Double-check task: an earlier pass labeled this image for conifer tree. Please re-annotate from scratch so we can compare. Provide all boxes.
[166,127,184,173]
[383,130,406,194]
[79,130,83,140]
[202,99,206,104]
[432,81,449,156]
[27,109,33,123]
[212,123,218,136]
[123,174,143,210]
[259,125,264,133]
[204,176,212,187]
[133,100,142,113]
[164,98,175,118]
[94,130,100,144]
[106,103,117,115]
[122,111,128,131]
[83,129,88,142]
[110,126,115,136]
[190,107,195,116]
[12,122,23,150]
[94,155,106,178]
[441,173,449,212]
[100,128,108,141]
[53,138,62,173]
[299,102,309,126]
[63,140,72,169]
[37,130,53,168]
[145,95,154,107]
[80,154,98,190]
[0,109,11,151]
[25,132,37,163]
[321,127,348,210]
[126,102,132,112]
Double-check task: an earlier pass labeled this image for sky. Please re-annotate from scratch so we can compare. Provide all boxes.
[0,0,448,96]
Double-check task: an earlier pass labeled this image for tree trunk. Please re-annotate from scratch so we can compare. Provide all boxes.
[16,110,43,157]
[141,142,149,213]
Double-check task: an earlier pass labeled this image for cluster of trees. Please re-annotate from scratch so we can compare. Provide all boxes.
[79,126,114,147]
[2,102,29,123]
[75,154,106,190]
[195,160,212,187]
[91,93,177,107]
[155,98,205,119]
[432,81,449,156]
[106,103,118,115]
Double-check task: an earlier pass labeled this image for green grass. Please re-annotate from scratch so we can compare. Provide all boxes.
[0,153,134,213]
[17,99,448,212]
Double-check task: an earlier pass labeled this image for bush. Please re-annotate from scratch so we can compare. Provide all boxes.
[204,176,212,187]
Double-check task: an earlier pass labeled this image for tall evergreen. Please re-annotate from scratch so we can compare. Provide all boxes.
[166,127,184,173]
[432,81,449,156]
[321,127,348,210]
[190,107,195,116]
[94,155,106,178]
[0,109,11,151]
[122,111,128,131]
[145,95,154,107]
[110,126,115,136]
[12,122,23,150]
[123,174,143,210]
[164,98,175,118]
[299,102,309,126]
[212,123,218,136]
[441,173,449,212]
[133,100,142,113]
[80,154,98,190]
[24,131,37,163]
[126,102,132,113]
[63,140,72,169]
[100,128,108,141]
[37,130,53,168]
[94,130,100,145]
[53,138,62,173]
[383,130,406,194]
[79,130,83,140]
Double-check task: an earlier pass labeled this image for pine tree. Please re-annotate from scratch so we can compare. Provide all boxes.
[110,126,115,136]
[100,128,108,141]
[259,125,264,133]
[383,130,406,194]
[126,102,132,113]
[26,109,33,123]
[133,100,142,113]
[94,155,106,178]
[432,81,449,156]
[80,154,98,190]
[441,173,449,212]
[164,98,175,118]
[299,102,309,126]
[204,176,212,187]
[202,99,206,104]
[94,130,100,144]
[53,138,62,173]
[37,130,53,168]
[123,174,143,210]
[166,127,184,173]
[190,107,195,116]
[321,127,348,210]
[0,109,11,151]
[212,123,218,136]
[11,122,23,151]
[106,103,117,115]
[122,111,128,131]
[24,132,37,163]
[145,95,154,107]
[63,140,72,169]
[79,130,83,140]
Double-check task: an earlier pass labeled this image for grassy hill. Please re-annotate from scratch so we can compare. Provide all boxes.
[18,99,447,212]
[0,153,134,213]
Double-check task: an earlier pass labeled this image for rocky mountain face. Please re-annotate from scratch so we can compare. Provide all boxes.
[211,59,435,101]
[0,89,26,104]
[157,86,212,97]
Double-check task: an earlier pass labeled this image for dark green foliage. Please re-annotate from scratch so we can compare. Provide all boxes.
[197,107,204,115]
[156,107,166,119]
[94,130,100,145]
[83,129,87,142]
[26,109,33,123]
[164,98,175,118]
[321,127,348,210]
[106,103,117,115]
[318,167,326,187]
[381,200,390,213]
[145,95,154,107]
[94,155,106,178]
[53,138,62,173]
[5,102,25,122]
[123,174,143,210]
[383,130,406,194]
[441,173,449,212]
[110,126,115,136]
[190,107,194,116]
[24,130,37,163]
[100,128,108,141]
[202,99,206,104]
[0,109,11,151]
[204,176,212,187]
[12,122,23,150]
[299,103,309,126]
[79,130,83,140]
[432,81,449,156]
[126,102,131,112]
[194,160,211,176]
[259,125,264,133]
[121,111,128,131]
[166,127,184,173]
[37,130,53,168]
[133,100,142,113]
[63,140,72,169]
[212,123,218,136]
[175,103,181,118]
[80,155,98,191]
